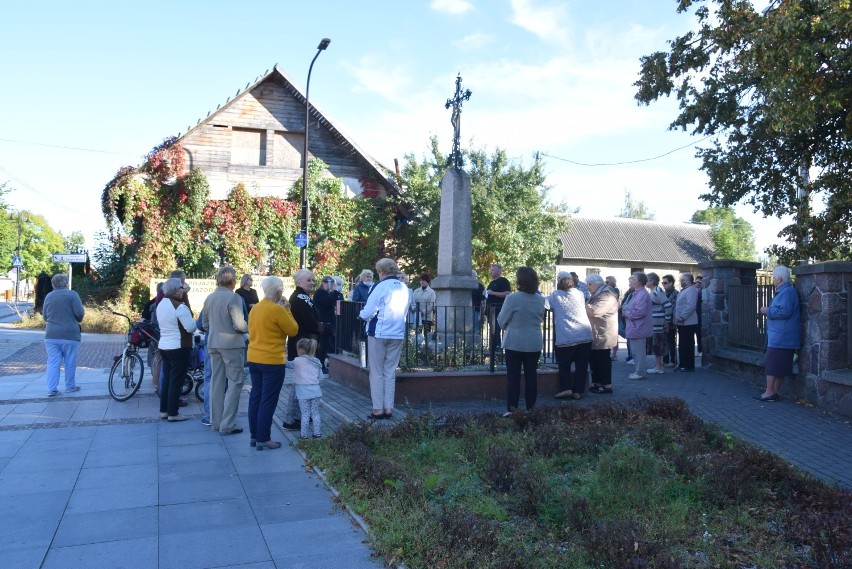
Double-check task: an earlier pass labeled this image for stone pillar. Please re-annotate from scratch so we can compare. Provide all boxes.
[431,169,478,334]
[793,261,852,412]
[697,260,761,356]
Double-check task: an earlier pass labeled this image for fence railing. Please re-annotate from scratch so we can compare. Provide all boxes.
[728,283,775,350]
[334,300,557,372]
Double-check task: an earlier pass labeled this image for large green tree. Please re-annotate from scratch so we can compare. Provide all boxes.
[17,212,65,279]
[635,0,852,263]
[396,137,567,275]
[691,206,757,260]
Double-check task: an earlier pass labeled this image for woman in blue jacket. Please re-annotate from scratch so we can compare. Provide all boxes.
[757,265,801,402]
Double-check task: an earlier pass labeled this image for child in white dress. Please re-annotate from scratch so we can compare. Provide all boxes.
[293,338,323,439]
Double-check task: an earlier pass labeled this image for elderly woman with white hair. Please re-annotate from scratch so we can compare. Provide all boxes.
[359,258,410,419]
[586,274,620,394]
[247,276,298,449]
[156,277,197,421]
[42,273,85,397]
[756,265,801,402]
[547,273,592,400]
[281,268,325,430]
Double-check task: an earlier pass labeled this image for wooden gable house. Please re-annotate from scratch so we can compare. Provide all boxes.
[177,64,397,200]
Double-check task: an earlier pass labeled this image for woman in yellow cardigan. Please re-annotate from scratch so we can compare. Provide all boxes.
[247,276,298,450]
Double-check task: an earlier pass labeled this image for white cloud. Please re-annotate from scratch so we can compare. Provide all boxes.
[430,0,474,15]
[508,0,570,45]
[334,17,797,254]
[452,32,494,49]
[341,55,416,107]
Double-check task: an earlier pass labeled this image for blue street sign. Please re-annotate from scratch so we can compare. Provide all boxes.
[295,232,308,248]
[11,256,22,268]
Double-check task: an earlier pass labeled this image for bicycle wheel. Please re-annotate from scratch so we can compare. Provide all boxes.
[108,352,144,402]
[180,372,193,396]
[194,378,204,403]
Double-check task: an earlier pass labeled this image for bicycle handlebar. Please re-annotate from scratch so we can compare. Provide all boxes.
[111,312,133,328]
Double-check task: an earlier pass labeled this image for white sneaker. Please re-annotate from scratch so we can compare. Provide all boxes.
[646,368,664,374]
[625,358,635,364]
[501,411,513,417]
[628,373,645,380]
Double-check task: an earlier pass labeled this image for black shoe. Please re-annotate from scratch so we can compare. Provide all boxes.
[674,367,694,373]
[282,420,301,431]
[221,427,243,435]
[754,394,779,402]
[179,399,188,407]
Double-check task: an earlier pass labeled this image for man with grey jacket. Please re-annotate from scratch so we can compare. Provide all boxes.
[43,274,85,397]
[201,266,248,434]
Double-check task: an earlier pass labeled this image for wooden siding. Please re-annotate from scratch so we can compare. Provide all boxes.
[180,74,384,199]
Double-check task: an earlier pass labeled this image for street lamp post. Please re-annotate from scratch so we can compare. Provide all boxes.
[300,37,331,269]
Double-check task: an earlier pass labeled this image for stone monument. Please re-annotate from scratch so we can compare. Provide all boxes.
[430,74,479,334]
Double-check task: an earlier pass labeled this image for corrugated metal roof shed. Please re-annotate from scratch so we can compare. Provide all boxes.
[558,217,715,265]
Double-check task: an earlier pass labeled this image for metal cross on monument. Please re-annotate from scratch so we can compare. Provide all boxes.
[445,73,472,170]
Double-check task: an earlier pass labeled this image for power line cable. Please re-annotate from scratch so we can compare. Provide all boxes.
[541,135,713,166]
[0,137,140,157]
[0,165,88,216]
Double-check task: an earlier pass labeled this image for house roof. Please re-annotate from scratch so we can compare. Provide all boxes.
[558,216,715,265]
[176,64,400,196]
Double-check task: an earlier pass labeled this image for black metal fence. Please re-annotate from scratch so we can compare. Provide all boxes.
[334,300,557,372]
[728,283,775,350]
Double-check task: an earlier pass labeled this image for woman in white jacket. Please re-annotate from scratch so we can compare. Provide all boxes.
[156,277,197,422]
[358,258,409,420]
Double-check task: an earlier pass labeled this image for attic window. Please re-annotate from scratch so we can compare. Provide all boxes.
[230,128,267,166]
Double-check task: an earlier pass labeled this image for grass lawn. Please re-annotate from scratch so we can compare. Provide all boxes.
[301,398,851,568]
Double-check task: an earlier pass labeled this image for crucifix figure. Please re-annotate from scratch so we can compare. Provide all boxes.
[445,73,472,170]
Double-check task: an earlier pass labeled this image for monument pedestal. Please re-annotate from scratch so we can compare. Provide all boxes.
[432,168,477,336]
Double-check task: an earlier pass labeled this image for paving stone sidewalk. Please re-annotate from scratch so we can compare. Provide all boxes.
[2,333,850,568]
[0,337,384,569]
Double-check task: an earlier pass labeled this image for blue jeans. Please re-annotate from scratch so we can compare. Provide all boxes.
[44,339,79,392]
[247,362,286,443]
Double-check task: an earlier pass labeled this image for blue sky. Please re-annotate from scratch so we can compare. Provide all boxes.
[0,0,785,258]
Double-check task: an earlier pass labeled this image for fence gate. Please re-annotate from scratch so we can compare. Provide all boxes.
[728,283,774,350]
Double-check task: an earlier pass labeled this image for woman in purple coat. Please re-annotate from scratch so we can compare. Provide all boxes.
[624,272,652,380]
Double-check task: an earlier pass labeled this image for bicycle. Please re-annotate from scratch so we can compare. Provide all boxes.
[108,312,157,402]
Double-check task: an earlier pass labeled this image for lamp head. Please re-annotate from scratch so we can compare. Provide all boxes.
[318,38,331,50]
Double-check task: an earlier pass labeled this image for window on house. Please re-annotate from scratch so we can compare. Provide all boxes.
[586,268,601,276]
[273,131,304,168]
[230,128,266,166]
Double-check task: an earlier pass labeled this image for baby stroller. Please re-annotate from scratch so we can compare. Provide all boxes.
[187,333,206,402]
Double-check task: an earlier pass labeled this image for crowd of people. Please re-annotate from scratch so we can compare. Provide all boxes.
[37,260,800,443]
